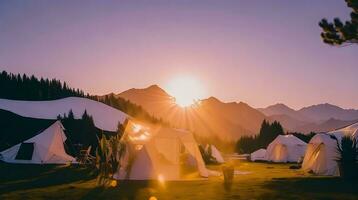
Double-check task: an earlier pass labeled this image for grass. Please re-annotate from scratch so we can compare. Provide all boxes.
[0,161,357,200]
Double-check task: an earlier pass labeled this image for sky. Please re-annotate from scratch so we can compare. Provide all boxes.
[0,0,357,110]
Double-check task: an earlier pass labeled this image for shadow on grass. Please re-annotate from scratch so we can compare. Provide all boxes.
[261,176,358,199]
[0,162,95,194]
[79,181,159,200]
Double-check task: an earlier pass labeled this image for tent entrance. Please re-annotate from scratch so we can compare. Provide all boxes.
[15,143,34,160]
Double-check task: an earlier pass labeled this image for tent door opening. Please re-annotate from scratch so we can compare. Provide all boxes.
[15,143,34,160]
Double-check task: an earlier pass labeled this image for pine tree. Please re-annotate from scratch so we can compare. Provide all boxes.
[0,70,86,100]
[319,0,358,46]
[68,109,75,120]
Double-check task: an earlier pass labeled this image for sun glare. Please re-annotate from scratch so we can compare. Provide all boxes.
[165,76,206,107]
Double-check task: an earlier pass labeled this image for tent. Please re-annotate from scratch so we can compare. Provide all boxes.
[265,135,307,163]
[250,148,267,161]
[0,121,76,164]
[205,144,225,163]
[114,120,209,180]
[302,122,358,176]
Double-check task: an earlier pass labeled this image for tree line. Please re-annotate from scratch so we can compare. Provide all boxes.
[0,70,87,100]
[236,120,284,154]
[236,120,315,154]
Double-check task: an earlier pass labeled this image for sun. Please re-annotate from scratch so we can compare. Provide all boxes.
[165,76,206,107]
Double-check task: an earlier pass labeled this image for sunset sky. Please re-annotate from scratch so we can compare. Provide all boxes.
[0,0,357,109]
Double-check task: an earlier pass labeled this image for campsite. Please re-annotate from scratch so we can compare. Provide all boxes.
[1,1,358,199]
[0,106,358,199]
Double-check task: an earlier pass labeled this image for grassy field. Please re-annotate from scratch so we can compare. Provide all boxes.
[0,160,357,200]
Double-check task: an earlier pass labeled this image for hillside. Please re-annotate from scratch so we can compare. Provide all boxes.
[117,85,266,141]
[259,103,311,122]
[0,70,161,127]
[294,118,358,133]
[267,114,307,131]
[298,103,358,121]
[261,103,358,133]
[0,97,127,132]
[0,109,54,151]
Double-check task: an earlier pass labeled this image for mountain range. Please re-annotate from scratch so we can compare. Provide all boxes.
[260,103,358,133]
[117,85,358,140]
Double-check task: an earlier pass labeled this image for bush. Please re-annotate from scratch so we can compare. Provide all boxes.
[96,135,126,186]
[198,145,218,165]
[336,136,358,180]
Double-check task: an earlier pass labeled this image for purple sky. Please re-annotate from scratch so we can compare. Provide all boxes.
[0,0,357,109]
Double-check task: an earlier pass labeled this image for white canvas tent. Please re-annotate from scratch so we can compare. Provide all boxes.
[205,144,225,163]
[0,121,76,164]
[265,135,307,163]
[302,122,358,176]
[114,120,209,180]
[250,148,267,161]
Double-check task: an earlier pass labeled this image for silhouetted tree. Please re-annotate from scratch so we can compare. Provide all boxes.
[0,70,85,100]
[68,109,75,120]
[236,120,285,154]
[319,0,358,46]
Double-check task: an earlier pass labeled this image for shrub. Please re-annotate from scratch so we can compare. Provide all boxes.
[96,135,126,186]
[336,136,358,180]
[198,145,218,165]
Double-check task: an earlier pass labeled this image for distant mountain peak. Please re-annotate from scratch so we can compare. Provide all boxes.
[204,96,222,103]
[259,103,297,114]
[298,103,358,121]
[301,103,340,110]
[259,103,311,123]
[146,84,161,90]
[270,103,295,110]
[121,84,170,97]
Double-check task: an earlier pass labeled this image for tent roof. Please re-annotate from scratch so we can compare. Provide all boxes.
[272,135,307,146]
[309,133,338,145]
[252,148,266,154]
[328,121,358,140]
[123,119,193,145]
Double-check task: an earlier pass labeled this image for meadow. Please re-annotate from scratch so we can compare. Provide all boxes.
[1,160,357,200]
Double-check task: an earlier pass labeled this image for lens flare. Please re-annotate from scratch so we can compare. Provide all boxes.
[165,76,206,107]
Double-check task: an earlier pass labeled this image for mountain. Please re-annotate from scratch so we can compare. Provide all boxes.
[267,114,307,131]
[298,103,358,122]
[117,85,267,141]
[258,103,311,122]
[294,118,358,133]
[118,85,175,118]
[0,97,127,132]
[261,103,358,133]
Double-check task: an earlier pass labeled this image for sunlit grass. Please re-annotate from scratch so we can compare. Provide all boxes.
[1,161,357,199]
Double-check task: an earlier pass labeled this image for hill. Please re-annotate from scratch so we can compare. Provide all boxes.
[0,97,127,132]
[298,103,358,122]
[294,118,358,133]
[261,103,358,133]
[267,114,307,131]
[259,103,311,122]
[0,70,161,127]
